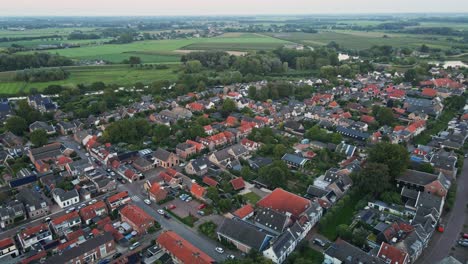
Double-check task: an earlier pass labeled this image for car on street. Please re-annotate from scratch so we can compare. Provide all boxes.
[185,196,192,202]
[462,233,468,239]
[163,214,171,219]
[458,240,468,247]
[44,217,51,222]
[215,247,224,254]
[313,238,326,247]
[157,209,165,215]
[227,255,235,260]
[129,242,141,250]
[144,199,151,205]
[66,207,76,213]
[113,253,122,259]
[78,204,86,210]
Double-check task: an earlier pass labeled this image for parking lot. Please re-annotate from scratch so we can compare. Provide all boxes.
[162,196,203,218]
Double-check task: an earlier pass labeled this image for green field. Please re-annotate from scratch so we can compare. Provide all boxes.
[21,33,290,63]
[0,27,99,38]
[267,30,462,50]
[0,64,178,94]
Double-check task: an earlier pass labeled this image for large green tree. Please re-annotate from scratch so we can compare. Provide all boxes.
[353,162,392,196]
[368,142,409,178]
[5,116,27,135]
[30,129,48,147]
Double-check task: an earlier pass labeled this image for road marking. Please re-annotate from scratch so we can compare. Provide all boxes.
[131,195,141,202]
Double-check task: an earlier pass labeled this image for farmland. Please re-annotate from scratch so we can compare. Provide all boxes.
[0,64,178,94]
[22,33,290,63]
[266,30,463,50]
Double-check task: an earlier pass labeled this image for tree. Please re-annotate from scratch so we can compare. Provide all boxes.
[380,192,402,205]
[128,56,141,65]
[273,144,287,158]
[373,106,395,126]
[5,116,27,135]
[248,86,257,99]
[222,98,237,116]
[404,68,419,85]
[368,143,409,178]
[352,228,369,248]
[353,162,392,196]
[336,224,352,241]
[418,163,435,174]
[184,60,203,73]
[153,124,171,144]
[30,129,48,147]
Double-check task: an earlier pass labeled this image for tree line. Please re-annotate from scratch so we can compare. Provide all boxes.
[0,53,73,72]
[15,68,70,82]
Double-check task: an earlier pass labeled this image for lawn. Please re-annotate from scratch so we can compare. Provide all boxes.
[318,191,363,241]
[0,64,178,94]
[267,30,463,50]
[19,33,290,63]
[243,192,261,204]
[0,27,99,38]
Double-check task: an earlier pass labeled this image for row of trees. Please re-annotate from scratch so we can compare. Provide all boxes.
[0,53,73,72]
[15,68,70,82]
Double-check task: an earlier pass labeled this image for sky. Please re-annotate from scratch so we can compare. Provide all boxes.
[3,0,468,16]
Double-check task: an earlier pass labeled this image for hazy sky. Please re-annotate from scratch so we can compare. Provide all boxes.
[4,0,468,16]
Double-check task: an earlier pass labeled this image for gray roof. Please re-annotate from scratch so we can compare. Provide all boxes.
[53,188,79,201]
[325,239,384,264]
[253,207,289,234]
[281,153,308,166]
[306,185,330,198]
[153,148,172,161]
[217,218,271,251]
[397,170,438,186]
[47,232,114,263]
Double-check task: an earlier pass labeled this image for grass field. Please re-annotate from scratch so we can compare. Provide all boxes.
[243,192,261,204]
[267,30,462,50]
[19,33,290,63]
[0,27,99,38]
[0,64,178,94]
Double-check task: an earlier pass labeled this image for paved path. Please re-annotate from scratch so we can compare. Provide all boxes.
[416,158,468,264]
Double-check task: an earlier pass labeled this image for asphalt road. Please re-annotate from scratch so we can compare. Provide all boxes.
[416,158,468,264]
[117,183,239,262]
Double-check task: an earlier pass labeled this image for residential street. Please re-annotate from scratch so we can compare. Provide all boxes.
[117,182,239,262]
[416,158,468,264]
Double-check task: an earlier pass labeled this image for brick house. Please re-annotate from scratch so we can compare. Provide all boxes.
[153,148,179,168]
[176,142,197,160]
[106,191,131,211]
[157,231,214,264]
[120,204,155,234]
[0,237,19,259]
[17,223,53,249]
[79,201,108,225]
[50,211,82,236]
[148,182,168,202]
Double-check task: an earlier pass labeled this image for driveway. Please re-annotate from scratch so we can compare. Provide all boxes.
[416,158,468,264]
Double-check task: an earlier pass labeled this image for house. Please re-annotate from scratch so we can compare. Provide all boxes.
[0,201,25,228]
[430,150,458,178]
[185,156,210,176]
[153,148,179,168]
[157,231,214,264]
[191,183,207,200]
[27,94,57,112]
[47,232,115,264]
[79,201,108,225]
[107,191,131,211]
[29,121,56,135]
[0,237,19,259]
[52,188,80,208]
[17,223,52,249]
[133,156,154,172]
[120,204,155,234]
[241,138,260,151]
[28,142,63,172]
[324,239,384,264]
[377,242,409,264]
[50,211,82,235]
[253,207,291,235]
[281,153,309,169]
[203,176,219,187]
[262,223,306,264]
[17,188,50,219]
[335,142,357,158]
[148,182,168,202]
[336,126,370,141]
[396,170,450,197]
[176,142,197,160]
[57,121,81,135]
[233,204,255,220]
[217,218,272,253]
[230,177,245,191]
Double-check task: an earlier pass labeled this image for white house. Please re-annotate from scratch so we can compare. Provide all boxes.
[52,188,80,208]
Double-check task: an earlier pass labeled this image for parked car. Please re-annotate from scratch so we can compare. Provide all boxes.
[215,247,224,254]
[66,207,76,213]
[197,210,205,216]
[157,209,165,215]
[227,255,235,260]
[458,240,468,247]
[113,253,122,259]
[44,217,51,223]
[167,204,176,210]
[198,204,207,210]
[185,197,192,202]
[462,233,468,239]
[313,238,326,247]
[129,242,141,250]
[144,199,151,205]
[163,214,171,219]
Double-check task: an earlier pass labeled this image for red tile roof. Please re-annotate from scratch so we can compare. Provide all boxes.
[233,204,254,219]
[0,237,14,249]
[202,176,219,187]
[79,201,107,221]
[377,242,408,264]
[360,115,375,124]
[422,88,437,97]
[226,116,238,126]
[188,102,204,111]
[257,188,311,218]
[230,177,245,191]
[186,140,204,152]
[65,229,85,241]
[51,211,79,225]
[20,250,46,264]
[104,223,124,241]
[190,183,206,199]
[107,191,129,204]
[120,204,154,227]
[328,101,339,108]
[56,156,73,166]
[19,223,49,240]
[157,231,214,264]
[149,183,168,201]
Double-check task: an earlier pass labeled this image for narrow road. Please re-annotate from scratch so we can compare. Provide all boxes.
[416,158,468,263]
[118,183,238,262]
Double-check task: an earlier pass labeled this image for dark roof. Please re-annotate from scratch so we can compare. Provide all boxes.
[53,188,79,201]
[336,126,370,140]
[281,153,308,166]
[217,218,271,251]
[306,185,329,198]
[253,207,289,234]
[397,170,438,186]
[325,239,384,264]
[47,232,114,263]
[153,148,172,161]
